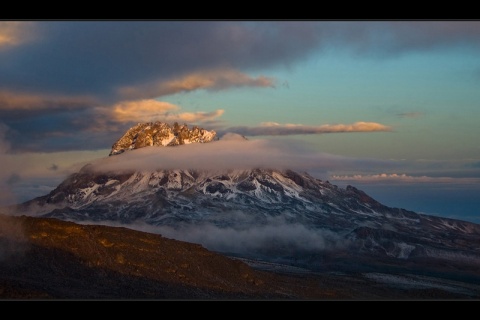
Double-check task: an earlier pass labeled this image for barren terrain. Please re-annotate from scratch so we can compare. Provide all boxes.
[1,214,479,300]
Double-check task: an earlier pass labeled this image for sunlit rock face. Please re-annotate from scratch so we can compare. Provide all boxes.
[109,122,218,156]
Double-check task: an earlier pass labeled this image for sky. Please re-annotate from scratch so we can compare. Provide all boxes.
[1,20,480,224]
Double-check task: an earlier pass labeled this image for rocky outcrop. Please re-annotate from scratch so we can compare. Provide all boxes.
[109,122,218,156]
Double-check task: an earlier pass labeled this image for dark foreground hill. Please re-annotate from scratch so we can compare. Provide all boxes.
[1,214,480,300]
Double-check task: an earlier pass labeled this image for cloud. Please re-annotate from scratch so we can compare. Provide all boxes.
[0,89,96,112]
[328,21,480,58]
[330,173,480,184]
[4,21,478,101]
[73,214,350,258]
[98,99,178,123]
[0,21,320,99]
[95,99,225,124]
[0,21,35,49]
[149,218,350,256]
[118,68,275,100]
[397,112,423,118]
[224,121,391,136]
[88,136,392,176]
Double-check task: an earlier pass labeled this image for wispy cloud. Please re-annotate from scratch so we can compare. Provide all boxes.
[397,112,423,118]
[0,90,97,112]
[330,173,480,184]
[224,121,392,136]
[118,68,275,100]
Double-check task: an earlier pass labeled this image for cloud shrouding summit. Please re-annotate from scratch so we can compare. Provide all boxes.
[89,134,391,175]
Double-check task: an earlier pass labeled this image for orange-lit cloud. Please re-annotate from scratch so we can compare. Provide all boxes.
[226,121,391,136]
[170,109,225,123]
[0,21,35,49]
[96,99,225,124]
[119,68,275,100]
[108,100,179,122]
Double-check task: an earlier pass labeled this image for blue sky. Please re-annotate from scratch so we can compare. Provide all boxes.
[0,21,479,223]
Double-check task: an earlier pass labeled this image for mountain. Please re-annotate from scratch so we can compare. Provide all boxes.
[7,122,480,291]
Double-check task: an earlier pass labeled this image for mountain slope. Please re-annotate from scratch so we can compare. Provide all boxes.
[0,214,333,299]
[15,165,480,272]
[1,214,479,300]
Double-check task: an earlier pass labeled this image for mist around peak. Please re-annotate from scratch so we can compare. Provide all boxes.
[90,133,375,177]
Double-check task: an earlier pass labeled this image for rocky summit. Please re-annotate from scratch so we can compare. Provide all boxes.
[109,122,218,156]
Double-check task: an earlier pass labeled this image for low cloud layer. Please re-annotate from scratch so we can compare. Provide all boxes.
[75,213,350,258]
[153,220,349,256]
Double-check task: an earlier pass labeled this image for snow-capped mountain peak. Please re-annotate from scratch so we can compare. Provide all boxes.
[9,122,480,273]
[109,122,218,156]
